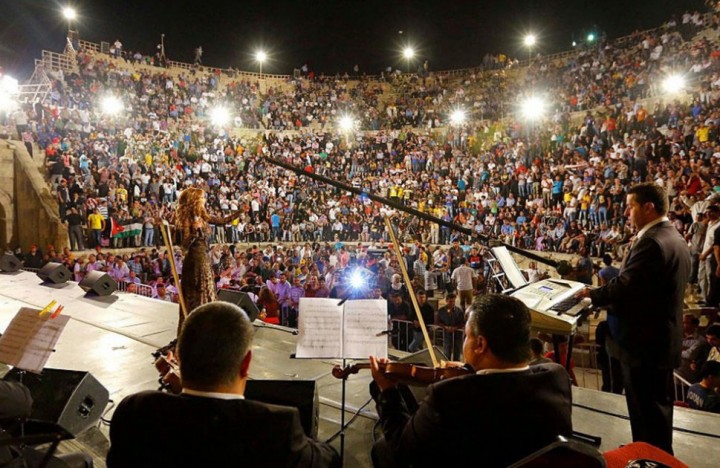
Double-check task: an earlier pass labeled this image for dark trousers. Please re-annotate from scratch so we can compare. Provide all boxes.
[69,225,85,251]
[620,363,675,454]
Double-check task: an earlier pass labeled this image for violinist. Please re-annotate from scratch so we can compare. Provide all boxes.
[108,302,340,468]
[369,294,573,468]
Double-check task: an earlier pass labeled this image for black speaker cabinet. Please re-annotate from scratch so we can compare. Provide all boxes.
[216,289,260,322]
[244,380,318,439]
[37,262,71,284]
[4,368,109,438]
[79,271,117,296]
[0,253,21,272]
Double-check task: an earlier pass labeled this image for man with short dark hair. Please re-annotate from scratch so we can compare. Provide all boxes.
[577,182,691,454]
[686,361,720,413]
[107,302,340,467]
[369,294,572,467]
[407,290,435,352]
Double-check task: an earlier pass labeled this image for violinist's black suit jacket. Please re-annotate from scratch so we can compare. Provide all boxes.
[373,363,573,468]
[107,391,340,468]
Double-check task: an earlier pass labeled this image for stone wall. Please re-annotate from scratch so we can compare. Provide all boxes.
[2,140,68,251]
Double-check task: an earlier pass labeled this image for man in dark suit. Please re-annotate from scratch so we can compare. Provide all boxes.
[107,302,340,468]
[369,294,573,468]
[577,182,691,454]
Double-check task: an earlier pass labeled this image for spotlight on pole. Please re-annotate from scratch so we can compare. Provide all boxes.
[520,96,546,121]
[255,50,267,74]
[662,74,686,94]
[210,106,231,127]
[587,33,595,43]
[403,47,415,60]
[524,34,536,47]
[339,115,355,132]
[450,109,467,126]
[0,75,19,95]
[62,6,77,21]
[101,96,124,116]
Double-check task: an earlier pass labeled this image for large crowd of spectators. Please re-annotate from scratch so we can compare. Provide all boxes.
[4,6,720,407]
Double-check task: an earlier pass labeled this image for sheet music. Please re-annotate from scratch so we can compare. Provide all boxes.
[342,300,388,359]
[295,298,343,358]
[0,308,70,374]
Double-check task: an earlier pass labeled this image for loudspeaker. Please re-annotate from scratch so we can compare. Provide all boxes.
[216,289,260,322]
[244,380,318,439]
[4,368,109,438]
[37,262,71,284]
[0,253,21,272]
[79,271,117,296]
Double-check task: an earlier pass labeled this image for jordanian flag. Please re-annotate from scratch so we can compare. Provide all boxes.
[112,221,143,239]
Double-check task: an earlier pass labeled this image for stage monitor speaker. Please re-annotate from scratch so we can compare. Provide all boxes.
[79,271,117,296]
[217,289,260,322]
[4,368,109,438]
[0,253,21,272]
[37,262,71,284]
[244,380,318,439]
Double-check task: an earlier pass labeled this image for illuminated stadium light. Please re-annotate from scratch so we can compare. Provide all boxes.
[339,115,355,132]
[520,96,546,121]
[587,33,595,42]
[62,6,77,21]
[210,106,231,126]
[0,75,19,95]
[255,50,267,74]
[450,109,467,126]
[101,96,124,115]
[524,34,536,47]
[403,47,415,60]
[662,74,686,94]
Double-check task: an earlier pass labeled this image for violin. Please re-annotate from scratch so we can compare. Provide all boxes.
[332,361,473,386]
[153,352,183,394]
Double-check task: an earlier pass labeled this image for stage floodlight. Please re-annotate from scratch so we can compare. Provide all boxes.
[662,74,686,94]
[62,6,77,21]
[339,115,355,132]
[403,47,415,60]
[349,270,366,290]
[210,106,231,126]
[521,96,545,121]
[450,109,467,126]
[524,34,536,47]
[101,96,124,115]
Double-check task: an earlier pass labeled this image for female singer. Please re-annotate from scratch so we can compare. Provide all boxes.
[174,187,241,333]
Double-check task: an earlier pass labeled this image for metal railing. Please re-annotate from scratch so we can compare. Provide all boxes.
[390,319,465,361]
[115,279,154,298]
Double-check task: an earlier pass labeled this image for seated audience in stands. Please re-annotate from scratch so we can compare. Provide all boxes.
[107,302,340,467]
[369,294,572,467]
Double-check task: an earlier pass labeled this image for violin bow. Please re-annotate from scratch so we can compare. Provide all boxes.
[383,215,439,368]
[161,220,189,319]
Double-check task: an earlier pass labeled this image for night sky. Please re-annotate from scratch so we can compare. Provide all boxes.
[0,0,707,80]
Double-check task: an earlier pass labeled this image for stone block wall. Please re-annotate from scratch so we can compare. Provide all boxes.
[0,140,68,251]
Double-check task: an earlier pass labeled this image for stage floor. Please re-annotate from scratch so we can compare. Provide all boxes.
[0,271,717,467]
